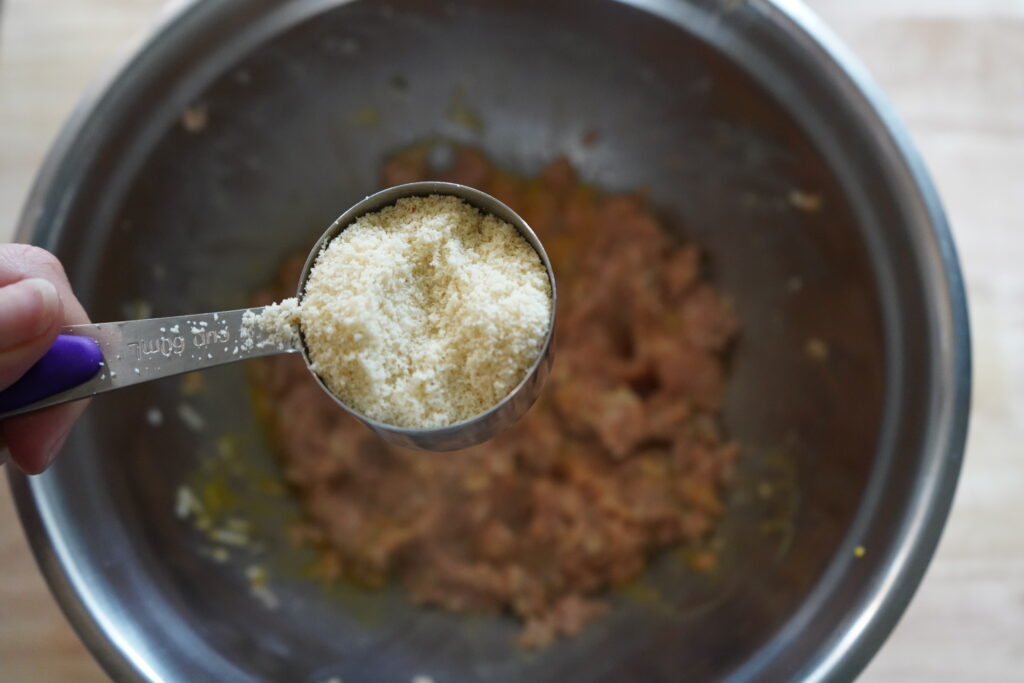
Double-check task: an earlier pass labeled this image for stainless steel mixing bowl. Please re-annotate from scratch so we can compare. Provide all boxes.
[9,0,970,681]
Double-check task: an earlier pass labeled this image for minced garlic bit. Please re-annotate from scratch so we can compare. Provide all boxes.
[177,402,206,432]
[207,547,230,563]
[788,188,823,213]
[805,337,830,362]
[210,527,249,547]
[174,485,202,520]
[180,371,205,396]
[181,104,208,132]
[246,565,280,610]
[253,195,551,428]
[145,407,163,427]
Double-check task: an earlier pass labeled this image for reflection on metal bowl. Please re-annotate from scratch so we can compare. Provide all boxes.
[10,1,969,681]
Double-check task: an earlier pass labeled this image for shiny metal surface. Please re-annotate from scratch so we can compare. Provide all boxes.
[0,308,294,420]
[9,1,970,682]
[297,181,556,450]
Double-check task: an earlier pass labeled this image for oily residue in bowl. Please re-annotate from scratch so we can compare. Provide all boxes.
[246,145,741,648]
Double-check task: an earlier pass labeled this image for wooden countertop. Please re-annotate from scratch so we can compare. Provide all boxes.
[1,1,1020,680]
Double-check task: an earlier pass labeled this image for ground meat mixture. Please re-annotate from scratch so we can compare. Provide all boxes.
[250,147,740,648]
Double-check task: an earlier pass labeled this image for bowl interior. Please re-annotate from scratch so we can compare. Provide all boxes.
[19,1,915,681]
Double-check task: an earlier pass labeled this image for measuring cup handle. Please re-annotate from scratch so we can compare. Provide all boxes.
[0,307,300,421]
[0,335,104,414]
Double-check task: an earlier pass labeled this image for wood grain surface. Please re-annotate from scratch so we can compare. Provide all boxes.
[1,1,1021,681]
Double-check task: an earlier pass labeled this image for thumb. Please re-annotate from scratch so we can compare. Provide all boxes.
[0,277,63,390]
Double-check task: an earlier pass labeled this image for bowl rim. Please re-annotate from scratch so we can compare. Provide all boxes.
[8,0,971,681]
[765,3,971,680]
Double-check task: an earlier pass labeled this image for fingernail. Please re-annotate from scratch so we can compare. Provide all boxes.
[0,278,59,348]
[27,278,60,337]
[42,425,72,471]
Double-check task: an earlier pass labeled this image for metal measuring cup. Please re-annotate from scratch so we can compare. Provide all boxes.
[0,182,557,452]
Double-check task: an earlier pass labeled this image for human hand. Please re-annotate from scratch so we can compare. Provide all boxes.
[0,245,91,474]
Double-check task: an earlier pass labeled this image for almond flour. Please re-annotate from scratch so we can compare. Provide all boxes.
[246,195,551,428]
